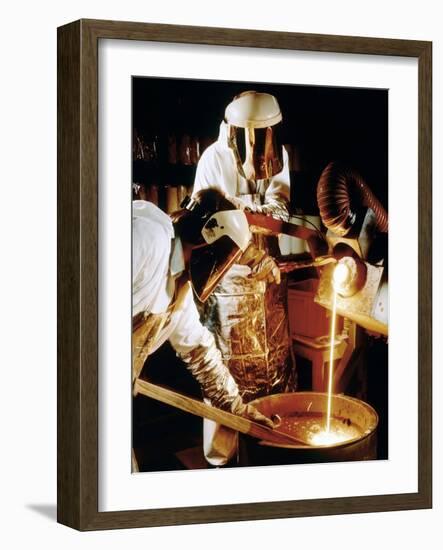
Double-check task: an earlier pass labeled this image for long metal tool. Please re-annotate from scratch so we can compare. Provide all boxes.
[244,211,328,258]
[134,379,306,446]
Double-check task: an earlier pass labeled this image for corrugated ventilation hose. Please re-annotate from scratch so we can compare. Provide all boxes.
[316,161,388,236]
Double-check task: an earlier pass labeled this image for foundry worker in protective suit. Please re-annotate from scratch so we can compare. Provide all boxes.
[132,188,275,468]
[192,91,296,465]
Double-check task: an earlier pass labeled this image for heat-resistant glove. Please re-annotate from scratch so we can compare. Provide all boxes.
[225,194,289,221]
[250,255,281,284]
[179,331,241,412]
[179,334,275,429]
[238,242,281,284]
[230,395,276,429]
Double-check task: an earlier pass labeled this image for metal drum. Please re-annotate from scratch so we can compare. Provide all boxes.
[239,392,378,466]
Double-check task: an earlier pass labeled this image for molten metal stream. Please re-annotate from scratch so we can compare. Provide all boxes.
[326,289,338,433]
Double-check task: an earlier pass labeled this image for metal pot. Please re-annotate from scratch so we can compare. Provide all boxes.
[239,392,378,466]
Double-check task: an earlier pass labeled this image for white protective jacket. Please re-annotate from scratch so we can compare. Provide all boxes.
[132,200,241,411]
[193,121,290,218]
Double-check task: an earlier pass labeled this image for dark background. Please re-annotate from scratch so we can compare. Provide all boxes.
[132,76,388,214]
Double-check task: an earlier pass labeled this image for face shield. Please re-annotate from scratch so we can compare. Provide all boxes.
[189,209,250,302]
[225,91,284,181]
[228,123,283,181]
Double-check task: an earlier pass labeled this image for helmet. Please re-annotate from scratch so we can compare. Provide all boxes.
[225,91,284,181]
[177,190,250,302]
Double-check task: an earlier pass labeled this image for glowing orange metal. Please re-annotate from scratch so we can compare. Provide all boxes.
[326,285,338,433]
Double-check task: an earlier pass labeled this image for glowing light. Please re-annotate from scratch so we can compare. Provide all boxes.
[326,289,338,433]
[333,262,350,290]
[310,429,350,446]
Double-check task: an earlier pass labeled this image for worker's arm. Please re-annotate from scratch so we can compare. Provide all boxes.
[258,146,291,219]
[192,146,221,194]
[237,241,281,284]
[225,146,291,219]
[169,292,274,427]
[194,146,290,219]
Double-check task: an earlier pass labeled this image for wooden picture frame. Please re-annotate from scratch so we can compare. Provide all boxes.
[57,18,432,530]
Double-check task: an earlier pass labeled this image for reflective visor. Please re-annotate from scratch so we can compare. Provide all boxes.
[189,235,243,302]
[231,123,283,180]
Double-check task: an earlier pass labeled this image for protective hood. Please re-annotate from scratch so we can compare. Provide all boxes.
[224,91,284,181]
[189,209,250,302]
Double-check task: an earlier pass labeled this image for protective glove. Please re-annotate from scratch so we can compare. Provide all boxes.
[250,255,281,284]
[225,193,289,219]
[238,242,281,284]
[230,396,276,429]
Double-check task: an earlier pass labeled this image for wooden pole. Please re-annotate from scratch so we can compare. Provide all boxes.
[134,379,306,447]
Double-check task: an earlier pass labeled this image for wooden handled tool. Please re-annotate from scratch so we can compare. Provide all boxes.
[134,378,306,447]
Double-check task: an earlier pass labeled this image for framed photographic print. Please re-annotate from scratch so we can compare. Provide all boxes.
[57,19,432,530]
